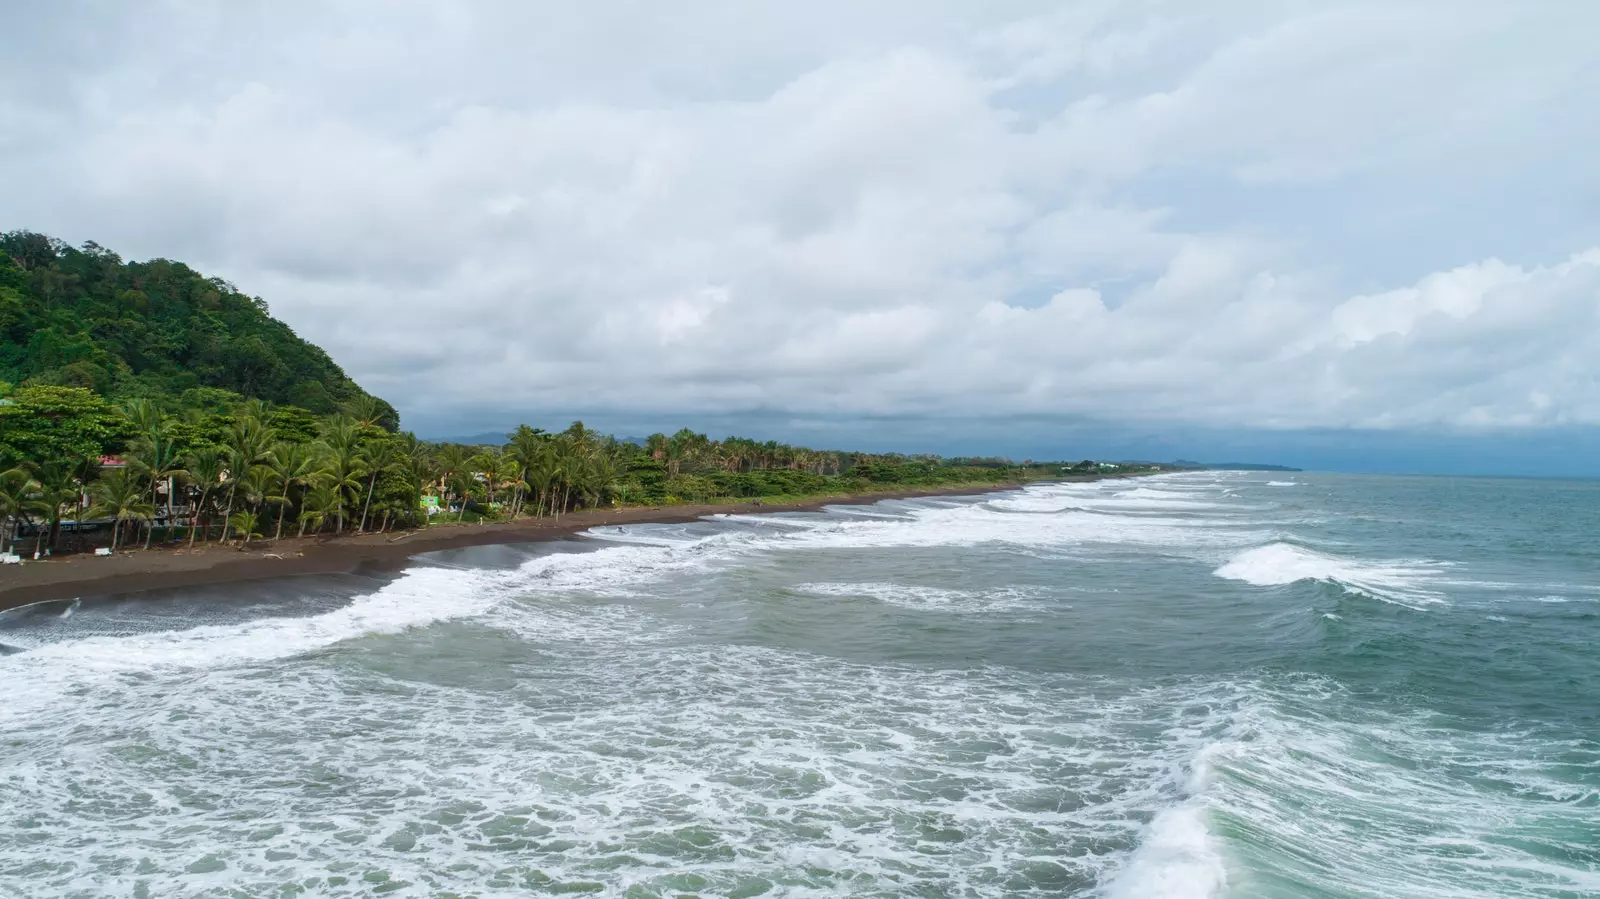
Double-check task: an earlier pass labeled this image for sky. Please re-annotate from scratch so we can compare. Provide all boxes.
[4,1,1600,473]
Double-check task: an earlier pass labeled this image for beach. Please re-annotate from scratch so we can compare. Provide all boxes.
[0,478,1120,611]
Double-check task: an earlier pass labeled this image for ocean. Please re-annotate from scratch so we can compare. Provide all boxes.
[1,472,1597,897]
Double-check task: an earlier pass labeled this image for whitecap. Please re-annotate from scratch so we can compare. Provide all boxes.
[1214,542,1448,608]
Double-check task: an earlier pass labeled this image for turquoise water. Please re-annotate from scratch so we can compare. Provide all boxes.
[1,472,1597,897]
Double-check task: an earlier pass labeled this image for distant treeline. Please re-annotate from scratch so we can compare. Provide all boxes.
[0,391,1086,556]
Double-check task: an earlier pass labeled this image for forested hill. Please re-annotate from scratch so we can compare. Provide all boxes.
[0,231,395,427]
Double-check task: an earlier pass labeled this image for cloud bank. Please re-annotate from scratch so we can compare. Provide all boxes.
[4,1,1599,443]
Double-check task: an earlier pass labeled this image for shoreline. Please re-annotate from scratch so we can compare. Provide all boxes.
[0,475,1132,611]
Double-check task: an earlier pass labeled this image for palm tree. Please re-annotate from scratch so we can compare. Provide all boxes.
[344,395,387,429]
[227,509,262,545]
[239,465,282,542]
[504,425,547,519]
[0,468,46,556]
[184,449,225,547]
[121,398,164,436]
[128,431,185,549]
[357,439,401,533]
[220,414,275,542]
[446,466,479,523]
[585,453,618,509]
[297,485,340,537]
[30,462,81,555]
[474,449,517,521]
[269,442,323,541]
[525,452,556,519]
[316,417,366,534]
[88,470,155,552]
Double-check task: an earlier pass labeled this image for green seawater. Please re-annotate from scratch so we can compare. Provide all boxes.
[2,472,1596,897]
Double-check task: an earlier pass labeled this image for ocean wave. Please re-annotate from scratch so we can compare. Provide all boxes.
[1213,542,1448,607]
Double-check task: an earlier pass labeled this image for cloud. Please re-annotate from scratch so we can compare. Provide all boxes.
[3,0,1598,438]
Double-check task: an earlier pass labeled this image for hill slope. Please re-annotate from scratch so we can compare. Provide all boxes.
[0,231,395,427]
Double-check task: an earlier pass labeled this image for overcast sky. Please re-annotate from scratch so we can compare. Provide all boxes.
[5,2,1600,471]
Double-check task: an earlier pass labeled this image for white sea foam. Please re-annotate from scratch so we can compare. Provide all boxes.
[793,581,1055,614]
[1214,542,1448,607]
[1103,804,1226,899]
[1195,686,1600,899]
[14,565,497,674]
[1266,480,1298,487]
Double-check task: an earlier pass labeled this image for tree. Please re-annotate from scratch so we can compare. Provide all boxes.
[0,386,123,473]
[30,461,82,555]
[316,418,365,534]
[227,510,262,545]
[0,232,394,421]
[219,414,274,542]
[357,438,401,533]
[88,470,154,552]
[127,426,185,549]
[0,468,45,555]
[446,466,479,523]
[184,449,225,547]
[269,442,323,541]
[297,485,339,537]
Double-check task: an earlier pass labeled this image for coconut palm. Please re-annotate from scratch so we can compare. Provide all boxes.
[88,470,155,552]
[184,449,225,547]
[30,462,81,555]
[344,395,387,429]
[585,453,618,509]
[239,464,282,541]
[297,485,340,537]
[446,466,479,523]
[474,449,517,521]
[219,414,275,542]
[0,468,46,555]
[227,510,262,544]
[357,438,401,533]
[316,418,366,534]
[504,425,548,519]
[269,442,323,541]
[525,450,556,519]
[128,431,185,549]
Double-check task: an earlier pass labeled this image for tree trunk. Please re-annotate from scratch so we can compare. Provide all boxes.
[143,515,153,550]
[220,485,236,543]
[190,487,210,548]
[359,472,378,533]
[274,492,289,541]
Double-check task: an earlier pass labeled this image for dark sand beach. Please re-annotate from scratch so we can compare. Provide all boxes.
[0,477,1125,611]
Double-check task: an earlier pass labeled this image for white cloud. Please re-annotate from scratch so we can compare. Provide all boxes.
[3,0,1598,435]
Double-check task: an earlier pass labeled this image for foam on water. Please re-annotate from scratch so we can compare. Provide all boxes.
[1103,804,1227,899]
[5,470,1595,897]
[793,582,1055,614]
[1214,542,1448,607]
[1196,684,1600,898]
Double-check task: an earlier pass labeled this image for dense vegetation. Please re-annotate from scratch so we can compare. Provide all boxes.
[0,231,394,426]
[0,234,1112,558]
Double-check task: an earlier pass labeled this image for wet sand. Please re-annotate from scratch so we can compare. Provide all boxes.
[0,478,1123,611]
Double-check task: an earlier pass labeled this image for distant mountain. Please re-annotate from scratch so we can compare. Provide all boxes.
[1173,459,1302,472]
[436,431,516,446]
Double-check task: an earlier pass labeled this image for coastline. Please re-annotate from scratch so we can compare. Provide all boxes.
[0,475,1130,612]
